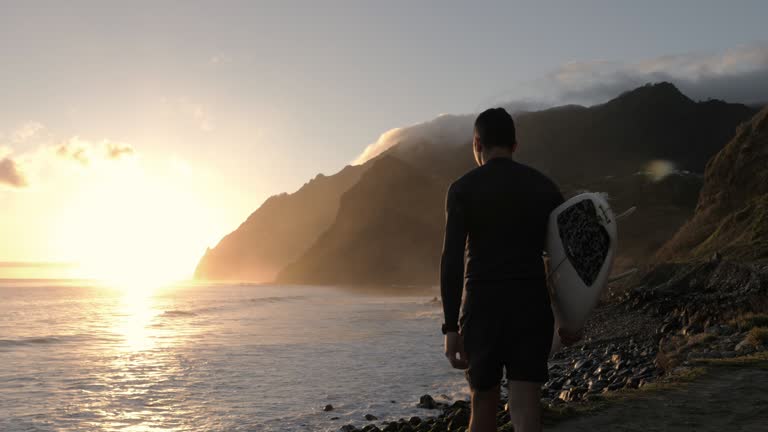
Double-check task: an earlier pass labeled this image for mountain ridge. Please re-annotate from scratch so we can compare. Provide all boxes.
[196,82,758,283]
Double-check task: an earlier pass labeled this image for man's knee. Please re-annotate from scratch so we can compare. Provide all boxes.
[471,385,500,401]
[506,381,542,412]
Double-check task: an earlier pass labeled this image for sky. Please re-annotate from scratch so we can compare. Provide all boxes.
[1,0,767,280]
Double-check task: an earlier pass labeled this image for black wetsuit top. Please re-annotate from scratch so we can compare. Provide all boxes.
[440,157,564,332]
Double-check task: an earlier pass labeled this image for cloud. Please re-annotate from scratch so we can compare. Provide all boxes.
[56,137,135,165]
[56,137,92,165]
[0,157,28,188]
[190,104,214,132]
[353,44,768,165]
[352,102,544,165]
[105,141,135,159]
[173,100,214,132]
[543,44,768,105]
[209,54,233,65]
[11,121,45,143]
[353,113,475,165]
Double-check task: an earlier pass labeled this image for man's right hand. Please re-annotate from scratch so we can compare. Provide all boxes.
[444,332,469,369]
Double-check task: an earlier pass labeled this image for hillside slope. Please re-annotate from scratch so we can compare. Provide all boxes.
[655,105,768,262]
[194,164,367,281]
[276,156,445,285]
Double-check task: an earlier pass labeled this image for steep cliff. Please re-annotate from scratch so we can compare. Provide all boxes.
[655,106,768,262]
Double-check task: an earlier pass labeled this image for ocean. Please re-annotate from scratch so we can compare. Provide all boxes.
[0,281,469,431]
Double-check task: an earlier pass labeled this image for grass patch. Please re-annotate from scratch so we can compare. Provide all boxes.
[540,352,768,426]
[730,313,768,331]
[541,366,706,425]
[542,400,606,426]
[746,327,768,346]
[688,333,717,345]
[691,351,768,370]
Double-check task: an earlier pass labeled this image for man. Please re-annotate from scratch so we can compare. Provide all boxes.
[440,108,581,432]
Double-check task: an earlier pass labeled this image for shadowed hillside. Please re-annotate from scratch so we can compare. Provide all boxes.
[655,105,768,263]
[276,156,445,285]
[194,164,367,281]
[196,83,757,284]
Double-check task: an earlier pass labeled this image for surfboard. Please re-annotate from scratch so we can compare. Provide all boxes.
[546,192,618,355]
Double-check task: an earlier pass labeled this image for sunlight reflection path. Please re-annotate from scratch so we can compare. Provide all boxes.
[95,286,198,431]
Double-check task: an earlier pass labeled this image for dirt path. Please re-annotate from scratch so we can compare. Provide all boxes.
[548,366,768,431]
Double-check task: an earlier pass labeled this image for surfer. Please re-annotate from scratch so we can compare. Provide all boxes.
[440,108,582,432]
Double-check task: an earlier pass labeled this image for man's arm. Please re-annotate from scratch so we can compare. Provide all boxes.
[440,182,469,369]
[440,182,467,333]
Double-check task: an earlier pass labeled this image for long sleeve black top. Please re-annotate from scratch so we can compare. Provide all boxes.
[440,157,564,332]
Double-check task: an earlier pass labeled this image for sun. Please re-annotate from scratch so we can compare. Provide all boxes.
[51,157,216,292]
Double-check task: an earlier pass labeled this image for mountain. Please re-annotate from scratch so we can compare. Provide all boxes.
[574,171,703,272]
[654,105,768,263]
[196,82,757,284]
[389,83,754,185]
[194,164,367,281]
[276,155,446,285]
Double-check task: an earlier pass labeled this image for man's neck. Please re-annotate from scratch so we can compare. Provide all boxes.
[481,148,515,165]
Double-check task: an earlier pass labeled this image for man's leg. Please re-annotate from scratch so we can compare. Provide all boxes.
[507,380,543,432]
[469,385,500,432]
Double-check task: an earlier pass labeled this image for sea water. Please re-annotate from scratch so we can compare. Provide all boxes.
[0,281,469,431]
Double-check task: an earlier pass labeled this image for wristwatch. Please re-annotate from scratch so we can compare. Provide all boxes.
[441,323,459,334]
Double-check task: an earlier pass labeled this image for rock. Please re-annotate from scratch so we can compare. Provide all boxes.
[331,417,340,420]
[365,414,378,421]
[735,339,753,352]
[447,408,469,430]
[408,416,421,426]
[362,425,381,432]
[636,366,653,377]
[588,379,607,392]
[324,404,335,412]
[683,324,702,336]
[546,377,563,390]
[338,425,357,432]
[625,376,641,389]
[418,394,437,409]
[573,359,593,370]
[382,422,399,432]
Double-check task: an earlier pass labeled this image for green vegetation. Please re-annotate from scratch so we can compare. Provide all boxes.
[692,195,768,262]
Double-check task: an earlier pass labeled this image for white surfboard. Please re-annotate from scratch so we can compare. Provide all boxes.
[546,192,618,355]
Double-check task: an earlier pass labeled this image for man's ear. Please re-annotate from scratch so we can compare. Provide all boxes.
[473,137,482,154]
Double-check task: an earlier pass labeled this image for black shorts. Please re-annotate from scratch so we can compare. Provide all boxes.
[460,281,554,391]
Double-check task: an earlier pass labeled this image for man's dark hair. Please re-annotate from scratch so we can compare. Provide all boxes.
[474,107,517,149]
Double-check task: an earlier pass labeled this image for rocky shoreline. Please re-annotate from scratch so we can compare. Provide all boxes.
[332,260,768,432]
